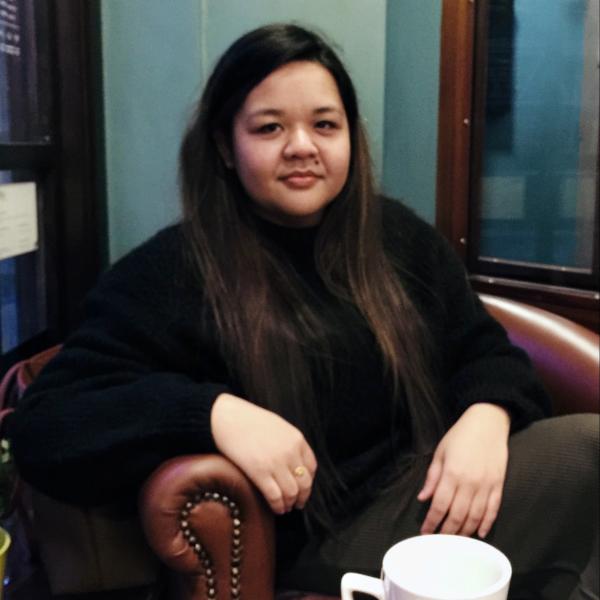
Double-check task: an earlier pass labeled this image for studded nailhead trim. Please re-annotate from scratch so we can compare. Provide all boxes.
[179,491,243,599]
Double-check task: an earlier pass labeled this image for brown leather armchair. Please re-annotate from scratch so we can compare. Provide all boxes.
[6,295,600,600]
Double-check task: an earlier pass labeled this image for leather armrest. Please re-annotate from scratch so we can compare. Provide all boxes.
[139,453,275,600]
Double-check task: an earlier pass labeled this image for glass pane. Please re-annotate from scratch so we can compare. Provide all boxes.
[478,0,598,271]
[0,171,46,353]
[0,0,51,143]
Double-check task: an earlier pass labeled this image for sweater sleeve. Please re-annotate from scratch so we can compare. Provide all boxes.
[8,226,231,506]
[432,233,551,430]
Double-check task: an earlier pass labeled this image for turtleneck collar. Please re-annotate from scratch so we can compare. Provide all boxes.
[254,214,320,269]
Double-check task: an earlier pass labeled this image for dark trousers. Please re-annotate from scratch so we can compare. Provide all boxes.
[278,414,599,599]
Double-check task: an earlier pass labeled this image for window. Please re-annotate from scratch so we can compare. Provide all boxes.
[0,0,105,375]
[0,0,52,143]
[0,175,46,354]
[436,0,599,331]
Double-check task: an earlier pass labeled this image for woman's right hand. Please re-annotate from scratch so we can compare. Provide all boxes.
[210,392,318,514]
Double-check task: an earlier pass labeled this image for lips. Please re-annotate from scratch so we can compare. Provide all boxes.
[280,171,322,189]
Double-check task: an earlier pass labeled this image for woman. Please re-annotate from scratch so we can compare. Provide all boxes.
[9,24,598,598]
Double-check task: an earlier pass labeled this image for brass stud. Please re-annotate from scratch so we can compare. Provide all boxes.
[180,520,188,529]
[233,518,241,527]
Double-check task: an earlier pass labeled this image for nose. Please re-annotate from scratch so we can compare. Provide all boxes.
[283,127,318,160]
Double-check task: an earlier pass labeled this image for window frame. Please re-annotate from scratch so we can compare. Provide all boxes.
[435,0,599,331]
[0,0,106,374]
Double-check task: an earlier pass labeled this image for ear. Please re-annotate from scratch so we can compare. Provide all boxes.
[214,132,234,169]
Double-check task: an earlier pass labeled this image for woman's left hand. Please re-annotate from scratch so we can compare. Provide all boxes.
[417,403,511,538]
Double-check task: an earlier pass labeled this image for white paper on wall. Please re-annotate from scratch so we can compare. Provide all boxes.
[0,181,38,261]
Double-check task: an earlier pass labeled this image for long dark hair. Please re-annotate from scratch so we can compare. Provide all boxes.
[180,23,445,531]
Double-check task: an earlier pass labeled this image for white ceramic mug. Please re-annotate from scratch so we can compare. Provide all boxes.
[341,534,511,600]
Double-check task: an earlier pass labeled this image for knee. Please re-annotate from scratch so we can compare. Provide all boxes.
[500,415,598,571]
[509,414,599,496]
[542,414,598,495]
[548,413,599,464]
[524,413,598,448]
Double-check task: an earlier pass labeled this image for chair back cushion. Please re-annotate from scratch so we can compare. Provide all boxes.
[480,294,599,415]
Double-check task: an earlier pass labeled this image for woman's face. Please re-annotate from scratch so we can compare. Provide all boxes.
[229,61,351,228]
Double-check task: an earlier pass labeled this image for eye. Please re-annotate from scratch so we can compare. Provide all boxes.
[255,122,281,134]
[315,120,338,130]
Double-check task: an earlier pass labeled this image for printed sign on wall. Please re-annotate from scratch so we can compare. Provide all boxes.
[0,181,38,260]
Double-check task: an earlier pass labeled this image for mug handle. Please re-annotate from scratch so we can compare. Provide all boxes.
[341,572,385,599]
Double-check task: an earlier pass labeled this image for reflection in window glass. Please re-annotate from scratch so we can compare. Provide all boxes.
[0,0,51,143]
[0,171,46,353]
[478,0,598,271]
[1,256,18,352]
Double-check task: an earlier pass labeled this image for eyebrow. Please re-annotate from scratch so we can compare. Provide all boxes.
[246,106,343,119]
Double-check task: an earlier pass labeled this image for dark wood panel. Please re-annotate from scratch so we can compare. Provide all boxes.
[0,144,54,168]
[435,0,476,261]
[52,0,106,332]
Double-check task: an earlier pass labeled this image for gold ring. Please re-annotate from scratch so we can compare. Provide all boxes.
[293,466,306,478]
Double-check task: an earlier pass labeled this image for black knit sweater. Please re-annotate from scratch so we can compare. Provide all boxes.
[8,199,550,508]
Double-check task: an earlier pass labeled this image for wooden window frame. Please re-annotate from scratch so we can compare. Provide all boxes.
[436,0,599,332]
[0,0,105,373]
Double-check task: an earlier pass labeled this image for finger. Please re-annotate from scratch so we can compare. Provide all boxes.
[417,455,443,502]
[290,449,315,509]
[458,488,490,537]
[420,478,456,534]
[301,443,318,478]
[478,485,503,538]
[440,485,473,535]
[258,476,286,515]
[294,468,313,509]
[273,468,300,513]
[288,443,317,510]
